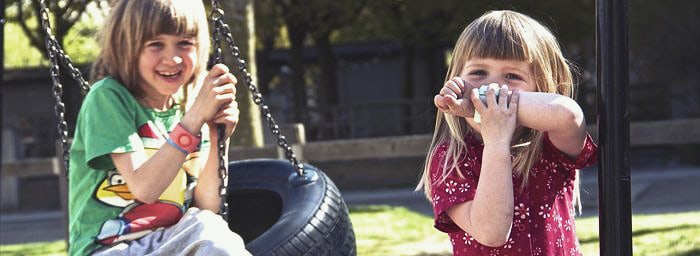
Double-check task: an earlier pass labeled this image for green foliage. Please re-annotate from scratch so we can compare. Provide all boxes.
[4,0,103,69]
[4,17,100,69]
[4,21,48,68]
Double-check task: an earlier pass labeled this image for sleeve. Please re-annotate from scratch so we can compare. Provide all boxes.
[80,83,144,171]
[543,132,598,170]
[430,144,479,233]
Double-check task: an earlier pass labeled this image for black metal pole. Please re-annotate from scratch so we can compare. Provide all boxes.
[596,0,632,255]
[1,0,5,166]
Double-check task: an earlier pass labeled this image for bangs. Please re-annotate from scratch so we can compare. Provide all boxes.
[142,1,201,40]
[462,12,535,63]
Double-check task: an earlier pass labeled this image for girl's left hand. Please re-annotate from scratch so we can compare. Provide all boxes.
[435,77,477,118]
[471,85,520,146]
[208,93,239,139]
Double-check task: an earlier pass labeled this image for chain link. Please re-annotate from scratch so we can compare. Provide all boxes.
[210,0,306,217]
[39,0,80,179]
[210,1,229,220]
[211,16,306,177]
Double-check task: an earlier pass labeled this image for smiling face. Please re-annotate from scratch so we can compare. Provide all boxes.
[461,58,536,93]
[137,34,198,107]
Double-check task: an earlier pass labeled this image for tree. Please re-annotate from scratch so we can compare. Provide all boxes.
[220,0,264,147]
[358,0,478,133]
[306,0,367,109]
[271,0,312,123]
[253,0,283,96]
[6,0,105,60]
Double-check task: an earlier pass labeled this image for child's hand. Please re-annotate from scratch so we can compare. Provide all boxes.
[183,64,237,133]
[434,77,476,118]
[208,96,239,139]
[471,85,520,146]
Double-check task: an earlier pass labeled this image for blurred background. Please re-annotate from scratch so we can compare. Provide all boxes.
[2,0,699,255]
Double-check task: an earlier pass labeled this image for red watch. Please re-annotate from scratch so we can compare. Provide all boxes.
[169,123,201,153]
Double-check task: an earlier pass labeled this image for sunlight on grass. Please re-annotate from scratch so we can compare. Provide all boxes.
[349,206,700,256]
[1,209,698,255]
[576,211,700,256]
[349,205,451,256]
[0,240,66,256]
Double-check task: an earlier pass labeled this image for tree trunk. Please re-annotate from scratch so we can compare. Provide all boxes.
[423,46,447,95]
[257,35,274,96]
[222,0,263,147]
[312,32,339,106]
[400,44,415,134]
[311,32,338,139]
[287,25,308,123]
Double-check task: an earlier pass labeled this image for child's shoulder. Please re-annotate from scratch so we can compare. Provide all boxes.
[82,77,137,108]
[85,77,133,100]
[89,76,126,92]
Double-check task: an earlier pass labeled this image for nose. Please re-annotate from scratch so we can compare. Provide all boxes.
[162,49,183,65]
[483,78,507,87]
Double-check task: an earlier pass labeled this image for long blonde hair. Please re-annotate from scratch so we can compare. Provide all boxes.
[90,0,210,104]
[417,10,579,202]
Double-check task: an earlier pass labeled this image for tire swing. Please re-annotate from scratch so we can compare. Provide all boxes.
[39,0,356,254]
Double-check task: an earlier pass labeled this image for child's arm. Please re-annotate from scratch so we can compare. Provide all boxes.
[192,126,230,212]
[438,84,588,158]
[110,115,205,204]
[446,86,519,247]
[194,79,240,212]
[511,91,587,158]
[110,64,237,204]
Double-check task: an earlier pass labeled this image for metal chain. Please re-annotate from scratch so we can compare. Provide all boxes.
[55,47,90,94]
[39,0,79,178]
[209,4,306,177]
[209,3,229,220]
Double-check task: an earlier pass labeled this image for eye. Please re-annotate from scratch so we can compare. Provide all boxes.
[110,173,126,185]
[178,40,195,48]
[145,41,164,50]
[505,73,523,80]
[468,70,487,77]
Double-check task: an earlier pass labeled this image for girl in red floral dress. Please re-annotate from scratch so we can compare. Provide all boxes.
[417,10,598,256]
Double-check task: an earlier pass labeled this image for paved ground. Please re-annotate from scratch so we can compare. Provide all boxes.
[2,167,699,245]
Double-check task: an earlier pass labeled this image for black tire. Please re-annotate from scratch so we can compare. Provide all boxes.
[227,159,356,256]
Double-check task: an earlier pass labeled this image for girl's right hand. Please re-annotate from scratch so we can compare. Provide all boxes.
[182,64,237,132]
[434,77,476,118]
[470,85,520,146]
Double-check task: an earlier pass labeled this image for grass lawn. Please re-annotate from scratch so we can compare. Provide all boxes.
[2,207,698,256]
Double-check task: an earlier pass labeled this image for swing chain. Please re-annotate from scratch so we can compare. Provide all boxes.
[209,1,306,178]
[210,2,229,220]
[39,0,73,177]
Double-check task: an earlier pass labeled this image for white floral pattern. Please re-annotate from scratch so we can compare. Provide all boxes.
[445,180,457,194]
[430,133,597,256]
[539,204,552,219]
[514,203,529,220]
[458,183,471,193]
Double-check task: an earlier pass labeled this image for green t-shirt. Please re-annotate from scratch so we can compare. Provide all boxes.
[68,77,209,255]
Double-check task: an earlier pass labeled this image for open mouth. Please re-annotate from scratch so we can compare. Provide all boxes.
[157,70,182,79]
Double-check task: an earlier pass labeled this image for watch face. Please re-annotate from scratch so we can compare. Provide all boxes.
[178,134,192,146]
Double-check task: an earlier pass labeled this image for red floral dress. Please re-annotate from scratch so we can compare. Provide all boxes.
[430,133,597,256]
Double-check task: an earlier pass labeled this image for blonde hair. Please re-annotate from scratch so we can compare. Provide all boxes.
[90,0,210,103]
[418,10,579,203]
